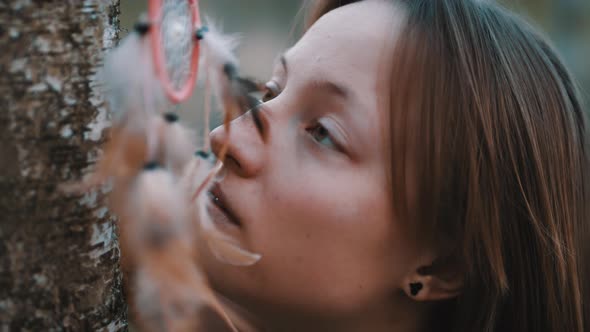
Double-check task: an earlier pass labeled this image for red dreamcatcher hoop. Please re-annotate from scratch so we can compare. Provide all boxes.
[148,0,202,103]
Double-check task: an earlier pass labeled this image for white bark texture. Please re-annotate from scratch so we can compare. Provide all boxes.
[0,0,127,330]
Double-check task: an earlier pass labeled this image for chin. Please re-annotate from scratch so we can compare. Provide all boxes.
[198,238,256,295]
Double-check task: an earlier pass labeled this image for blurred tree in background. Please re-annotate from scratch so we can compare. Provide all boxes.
[0,1,127,330]
[499,0,590,97]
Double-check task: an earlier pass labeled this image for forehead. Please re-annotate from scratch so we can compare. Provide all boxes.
[285,1,403,96]
[283,1,405,157]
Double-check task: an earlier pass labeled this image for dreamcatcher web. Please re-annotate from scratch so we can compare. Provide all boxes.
[161,0,192,90]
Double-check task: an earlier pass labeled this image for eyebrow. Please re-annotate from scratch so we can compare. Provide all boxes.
[280,54,349,99]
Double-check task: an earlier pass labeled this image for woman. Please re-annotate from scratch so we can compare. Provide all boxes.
[198,0,590,331]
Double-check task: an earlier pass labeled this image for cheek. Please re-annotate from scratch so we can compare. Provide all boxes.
[242,167,408,313]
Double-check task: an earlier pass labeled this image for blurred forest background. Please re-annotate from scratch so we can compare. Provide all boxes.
[121,0,590,132]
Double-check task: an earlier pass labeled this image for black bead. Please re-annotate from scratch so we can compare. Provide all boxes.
[223,63,238,80]
[163,112,179,123]
[143,161,160,171]
[134,21,151,35]
[195,150,210,159]
[195,26,209,40]
[410,282,423,296]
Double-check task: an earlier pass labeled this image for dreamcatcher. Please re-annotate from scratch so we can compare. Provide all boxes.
[64,0,264,330]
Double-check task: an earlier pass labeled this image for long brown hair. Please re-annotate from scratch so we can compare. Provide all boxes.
[307,1,589,331]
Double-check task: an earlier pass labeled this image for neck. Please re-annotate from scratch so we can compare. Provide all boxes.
[224,292,430,332]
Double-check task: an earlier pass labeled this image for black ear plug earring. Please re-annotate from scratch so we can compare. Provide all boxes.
[410,282,423,296]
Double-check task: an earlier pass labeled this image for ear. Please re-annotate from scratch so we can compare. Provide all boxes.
[402,255,464,302]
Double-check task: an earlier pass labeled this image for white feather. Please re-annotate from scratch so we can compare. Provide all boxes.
[134,264,206,331]
[141,114,196,176]
[161,121,196,176]
[198,18,241,111]
[99,31,167,133]
[128,168,192,252]
[207,235,262,267]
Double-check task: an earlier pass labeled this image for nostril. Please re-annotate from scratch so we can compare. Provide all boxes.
[208,111,265,178]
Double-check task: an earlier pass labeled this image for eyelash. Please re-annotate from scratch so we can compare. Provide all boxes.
[262,81,281,102]
[260,80,342,153]
[306,122,338,151]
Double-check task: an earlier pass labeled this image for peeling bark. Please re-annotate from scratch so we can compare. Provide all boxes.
[0,1,127,330]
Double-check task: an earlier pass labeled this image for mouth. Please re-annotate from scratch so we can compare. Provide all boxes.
[207,183,242,228]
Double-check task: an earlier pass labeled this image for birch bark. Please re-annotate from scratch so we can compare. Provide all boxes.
[0,1,127,330]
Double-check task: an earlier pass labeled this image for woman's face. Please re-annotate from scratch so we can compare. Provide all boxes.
[201,0,415,322]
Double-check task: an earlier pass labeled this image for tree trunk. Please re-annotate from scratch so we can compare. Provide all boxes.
[0,1,127,330]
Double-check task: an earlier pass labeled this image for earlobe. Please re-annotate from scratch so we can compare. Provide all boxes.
[403,259,464,301]
[405,275,463,301]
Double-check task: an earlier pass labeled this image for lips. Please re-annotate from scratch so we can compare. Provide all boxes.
[207,183,242,227]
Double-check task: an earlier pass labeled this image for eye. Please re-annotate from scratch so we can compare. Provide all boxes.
[307,122,337,150]
[262,80,281,102]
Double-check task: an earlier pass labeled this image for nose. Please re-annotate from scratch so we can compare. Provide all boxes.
[209,112,265,178]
